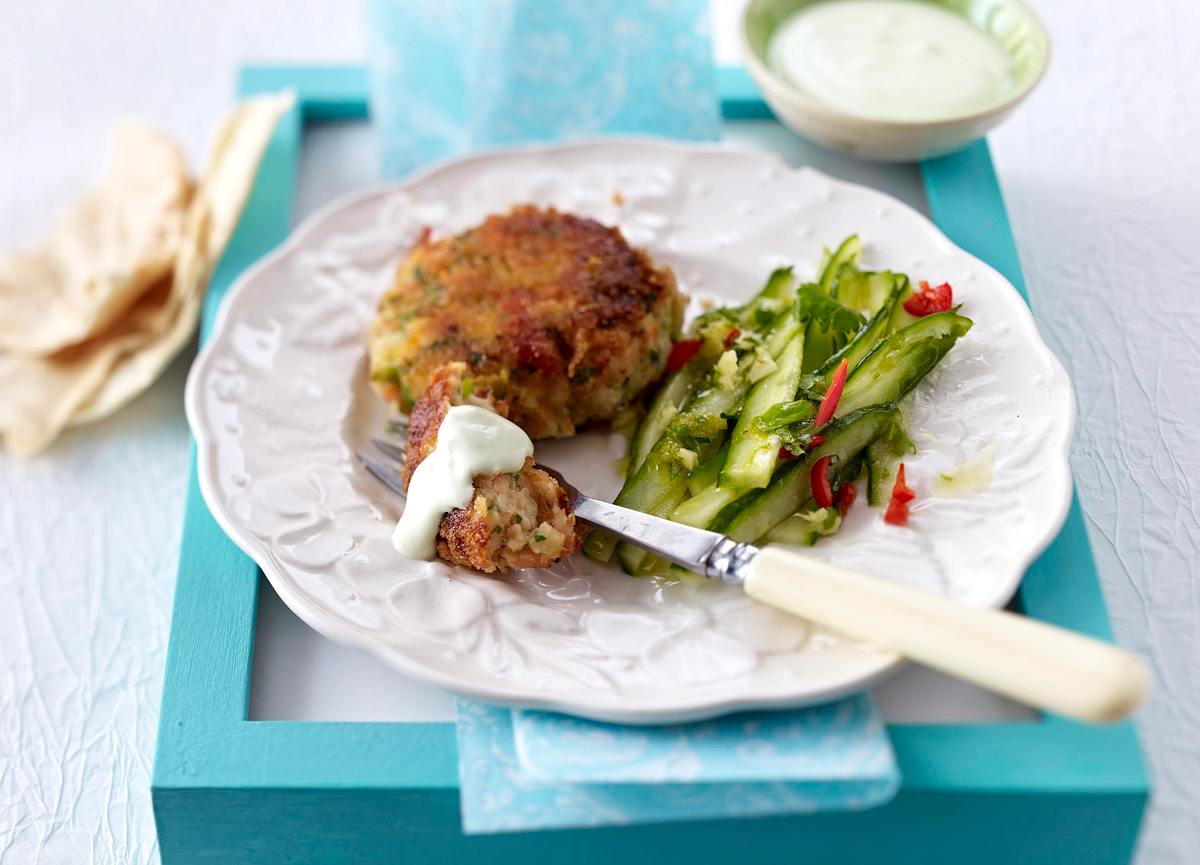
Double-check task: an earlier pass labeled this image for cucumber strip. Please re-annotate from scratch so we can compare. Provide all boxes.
[866,422,916,506]
[802,235,860,373]
[681,444,866,539]
[866,439,895,507]
[836,269,898,319]
[609,383,737,571]
[759,302,966,446]
[672,312,806,526]
[762,310,803,357]
[620,546,650,575]
[627,357,707,473]
[836,451,868,488]
[632,552,671,577]
[836,311,973,418]
[612,306,803,572]
[587,365,731,564]
[581,530,620,564]
[761,507,842,547]
[719,320,806,491]
[800,294,846,373]
[742,267,798,321]
[816,248,832,275]
[712,406,900,544]
[670,481,739,528]
[820,236,861,294]
[634,270,798,463]
[805,274,903,392]
[611,371,745,572]
[626,268,798,476]
[687,443,727,495]
[588,272,801,563]
[889,275,920,331]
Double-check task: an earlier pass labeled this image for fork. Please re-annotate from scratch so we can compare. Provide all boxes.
[359,438,1148,723]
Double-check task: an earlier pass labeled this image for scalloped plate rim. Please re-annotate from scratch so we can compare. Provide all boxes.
[185,136,1076,724]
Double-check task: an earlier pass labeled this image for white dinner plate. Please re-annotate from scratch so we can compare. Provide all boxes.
[186,138,1074,724]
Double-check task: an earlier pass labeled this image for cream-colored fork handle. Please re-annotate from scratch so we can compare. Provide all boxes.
[745,545,1149,723]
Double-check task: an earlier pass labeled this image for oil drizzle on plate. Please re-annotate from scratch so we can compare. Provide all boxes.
[934,443,996,497]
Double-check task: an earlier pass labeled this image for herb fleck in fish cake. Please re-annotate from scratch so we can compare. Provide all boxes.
[368,206,683,439]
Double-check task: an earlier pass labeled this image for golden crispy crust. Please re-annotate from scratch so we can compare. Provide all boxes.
[400,361,509,489]
[435,460,581,574]
[402,362,582,573]
[369,206,682,439]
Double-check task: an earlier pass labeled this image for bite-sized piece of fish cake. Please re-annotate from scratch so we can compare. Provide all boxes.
[402,362,582,574]
[369,205,684,439]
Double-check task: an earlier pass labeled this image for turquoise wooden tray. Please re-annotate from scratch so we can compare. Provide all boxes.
[152,65,1149,865]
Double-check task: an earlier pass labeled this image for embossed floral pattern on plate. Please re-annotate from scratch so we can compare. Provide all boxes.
[186,138,1074,724]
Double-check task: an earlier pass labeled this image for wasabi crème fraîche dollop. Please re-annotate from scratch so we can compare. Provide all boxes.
[767,0,1014,123]
[392,404,534,560]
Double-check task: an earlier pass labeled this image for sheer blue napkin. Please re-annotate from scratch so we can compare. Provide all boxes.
[456,698,899,834]
[368,0,721,177]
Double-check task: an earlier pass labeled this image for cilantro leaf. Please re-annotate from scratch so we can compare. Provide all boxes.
[795,283,866,336]
[756,399,816,433]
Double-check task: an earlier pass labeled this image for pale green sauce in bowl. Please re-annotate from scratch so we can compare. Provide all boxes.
[741,0,1050,160]
[768,0,1014,122]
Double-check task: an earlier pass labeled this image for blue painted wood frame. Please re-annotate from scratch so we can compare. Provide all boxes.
[152,65,1149,865]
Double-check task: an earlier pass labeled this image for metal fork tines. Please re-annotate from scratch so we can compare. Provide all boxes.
[356,437,755,585]
[358,437,408,499]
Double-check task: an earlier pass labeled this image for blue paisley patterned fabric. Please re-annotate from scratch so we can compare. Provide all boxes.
[368,0,721,177]
[455,698,899,834]
[510,698,897,785]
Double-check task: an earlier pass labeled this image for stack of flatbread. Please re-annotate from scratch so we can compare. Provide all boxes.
[0,92,295,457]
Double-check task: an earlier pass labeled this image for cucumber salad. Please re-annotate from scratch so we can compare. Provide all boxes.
[584,235,973,576]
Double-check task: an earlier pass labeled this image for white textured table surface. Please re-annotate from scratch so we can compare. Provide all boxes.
[2,1,1197,863]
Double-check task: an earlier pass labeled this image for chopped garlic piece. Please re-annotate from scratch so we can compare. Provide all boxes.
[715,349,739,390]
[748,350,778,383]
[528,521,567,557]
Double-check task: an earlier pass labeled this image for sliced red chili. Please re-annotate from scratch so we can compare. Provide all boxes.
[836,482,857,516]
[723,328,742,350]
[892,464,916,503]
[814,359,849,428]
[808,435,826,448]
[884,463,915,525]
[811,455,834,509]
[884,498,909,525]
[665,339,703,373]
[778,446,797,460]
[902,280,953,317]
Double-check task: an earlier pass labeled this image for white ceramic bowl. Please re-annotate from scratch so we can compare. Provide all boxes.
[740,0,1051,162]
